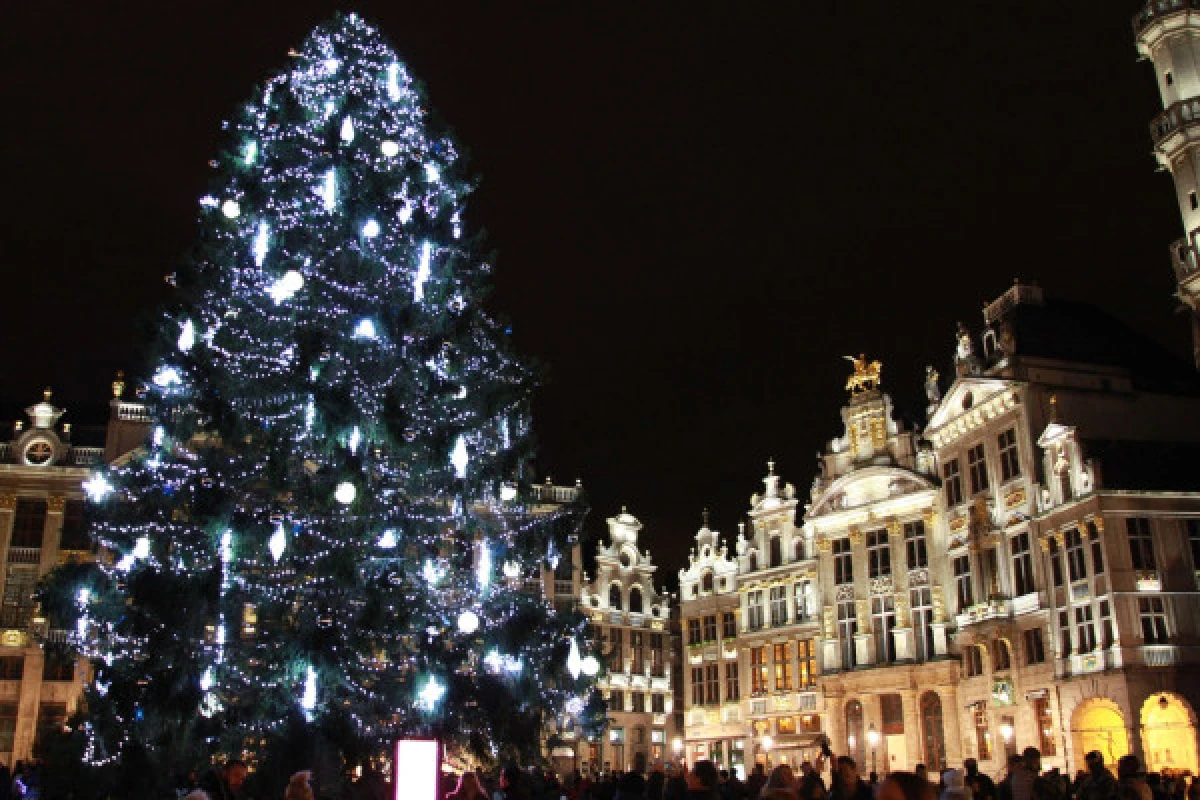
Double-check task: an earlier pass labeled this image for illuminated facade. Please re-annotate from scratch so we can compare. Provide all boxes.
[0,381,149,765]
[928,281,1200,775]
[578,509,679,772]
[678,512,745,774]
[804,361,959,775]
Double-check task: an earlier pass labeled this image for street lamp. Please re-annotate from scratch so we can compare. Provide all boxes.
[867,724,880,775]
[672,737,684,766]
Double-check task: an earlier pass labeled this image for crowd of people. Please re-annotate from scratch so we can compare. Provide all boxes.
[172,746,1200,800]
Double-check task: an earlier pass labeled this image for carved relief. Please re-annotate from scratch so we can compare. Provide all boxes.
[823,605,836,638]
[46,496,67,513]
[869,575,894,596]
[908,568,930,587]
[848,527,864,546]
[836,584,855,602]
[817,538,832,554]
[931,585,946,623]
[0,494,15,512]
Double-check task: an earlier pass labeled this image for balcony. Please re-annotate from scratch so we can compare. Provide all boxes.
[70,447,105,466]
[1150,98,1200,148]
[956,597,1011,627]
[7,548,40,566]
[1011,592,1042,616]
[1134,0,1200,36]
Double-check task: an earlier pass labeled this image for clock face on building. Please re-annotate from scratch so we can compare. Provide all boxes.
[22,439,54,466]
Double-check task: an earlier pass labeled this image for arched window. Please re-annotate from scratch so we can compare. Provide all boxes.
[749,552,758,572]
[701,571,714,593]
[769,537,782,568]
[993,639,1011,671]
[629,586,644,613]
[921,692,947,770]
[609,584,623,610]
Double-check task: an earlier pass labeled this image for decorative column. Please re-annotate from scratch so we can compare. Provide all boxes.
[38,496,66,577]
[12,646,43,763]
[888,520,915,661]
[930,585,949,657]
[0,494,15,609]
[854,598,872,667]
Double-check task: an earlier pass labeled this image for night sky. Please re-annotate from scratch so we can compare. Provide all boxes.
[0,2,1186,588]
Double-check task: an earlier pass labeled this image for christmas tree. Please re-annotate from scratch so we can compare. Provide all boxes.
[47,13,597,794]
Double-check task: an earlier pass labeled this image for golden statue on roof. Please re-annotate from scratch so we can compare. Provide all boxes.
[844,354,883,393]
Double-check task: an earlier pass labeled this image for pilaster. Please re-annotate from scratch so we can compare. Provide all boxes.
[38,496,66,577]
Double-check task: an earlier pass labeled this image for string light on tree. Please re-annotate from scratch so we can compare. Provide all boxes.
[54,13,596,784]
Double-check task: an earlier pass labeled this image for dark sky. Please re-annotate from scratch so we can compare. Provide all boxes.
[0,2,1186,588]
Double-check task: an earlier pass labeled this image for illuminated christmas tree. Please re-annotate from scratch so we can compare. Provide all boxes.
[49,13,596,794]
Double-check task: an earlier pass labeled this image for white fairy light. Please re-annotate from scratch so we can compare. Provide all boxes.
[387,62,402,101]
[269,523,286,563]
[152,366,182,387]
[362,219,380,238]
[82,472,111,503]
[377,529,398,549]
[581,655,600,677]
[254,222,270,267]
[398,201,414,224]
[177,319,195,352]
[322,168,337,211]
[243,140,257,165]
[348,426,362,455]
[199,196,218,208]
[221,200,241,219]
[502,560,520,579]
[457,610,479,635]
[268,270,304,304]
[152,426,165,448]
[476,544,491,590]
[340,117,355,143]
[565,696,585,715]
[353,319,377,340]
[451,435,468,479]
[301,665,318,715]
[381,140,399,157]
[324,58,340,73]
[200,666,214,692]
[335,482,357,505]
[424,163,440,182]
[132,537,150,561]
[220,530,233,563]
[414,241,432,301]
[417,675,445,712]
[567,639,583,680]
[500,483,518,502]
[324,100,336,119]
[305,399,315,431]
[423,559,446,585]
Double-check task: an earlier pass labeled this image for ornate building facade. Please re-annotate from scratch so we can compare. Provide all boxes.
[0,380,149,765]
[678,513,745,774]
[804,362,958,776]
[577,509,679,773]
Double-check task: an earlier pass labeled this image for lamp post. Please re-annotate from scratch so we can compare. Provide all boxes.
[867,724,880,776]
[672,736,684,767]
[762,734,774,767]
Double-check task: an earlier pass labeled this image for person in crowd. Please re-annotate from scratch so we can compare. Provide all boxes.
[1011,748,1042,800]
[800,762,829,800]
[1077,751,1118,800]
[283,771,313,800]
[647,766,665,800]
[760,764,799,799]
[940,769,970,800]
[1188,776,1200,800]
[616,753,647,799]
[998,755,1024,800]
[966,759,996,800]
[494,764,532,800]
[687,760,722,800]
[831,757,873,800]
[915,767,929,786]
[201,758,250,800]
[747,764,769,799]
[664,763,689,800]
[1117,756,1152,800]
[446,771,488,800]
[879,773,937,800]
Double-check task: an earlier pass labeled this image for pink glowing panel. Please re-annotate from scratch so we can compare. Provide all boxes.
[393,738,439,800]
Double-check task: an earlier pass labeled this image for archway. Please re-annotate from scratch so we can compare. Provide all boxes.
[609,584,623,610]
[920,691,947,770]
[1141,693,1199,775]
[629,586,644,614]
[1072,698,1129,766]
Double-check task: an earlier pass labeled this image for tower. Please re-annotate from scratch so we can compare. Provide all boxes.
[1135,2,1200,364]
